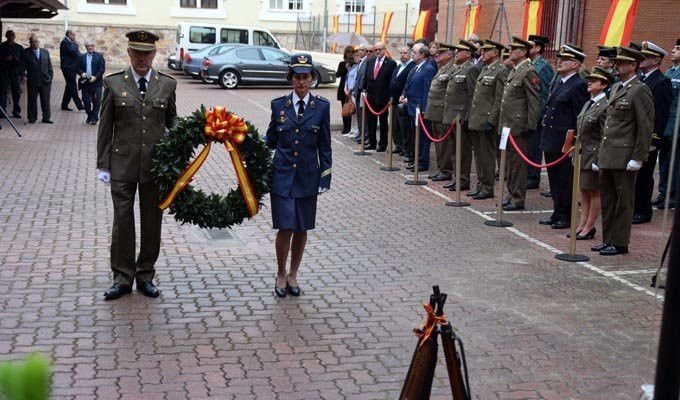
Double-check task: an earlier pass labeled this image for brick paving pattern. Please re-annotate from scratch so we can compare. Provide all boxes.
[0,72,670,399]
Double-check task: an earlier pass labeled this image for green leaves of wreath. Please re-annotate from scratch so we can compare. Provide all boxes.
[152,106,272,229]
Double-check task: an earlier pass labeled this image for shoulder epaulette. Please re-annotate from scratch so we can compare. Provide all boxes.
[158,70,176,80]
[105,69,125,78]
[315,95,329,102]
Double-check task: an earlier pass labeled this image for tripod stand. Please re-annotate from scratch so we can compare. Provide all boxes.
[0,104,22,137]
[490,0,512,44]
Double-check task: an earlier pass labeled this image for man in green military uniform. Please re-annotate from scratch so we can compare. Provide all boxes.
[425,43,458,182]
[591,47,654,256]
[97,30,177,299]
[467,39,508,200]
[442,39,481,193]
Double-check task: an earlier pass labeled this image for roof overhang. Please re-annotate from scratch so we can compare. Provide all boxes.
[0,0,67,19]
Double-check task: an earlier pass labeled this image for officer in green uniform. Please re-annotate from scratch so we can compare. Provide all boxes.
[97,30,177,299]
[468,39,508,199]
[425,43,458,182]
[591,46,654,256]
[499,37,541,211]
[442,39,481,192]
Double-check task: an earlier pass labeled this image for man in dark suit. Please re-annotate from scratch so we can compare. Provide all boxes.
[60,29,84,111]
[389,46,415,156]
[400,43,436,171]
[77,39,106,125]
[0,30,24,118]
[632,41,672,224]
[364,41,396,152]
[21,34,53,124]
[539,45,588,228]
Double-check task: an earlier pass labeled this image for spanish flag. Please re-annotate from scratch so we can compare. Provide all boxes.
[355,13,363,36]
[521,0,543,40]
[412,9,431,41]
[600,0,640,46]
[462,4,481,39]
[331,15,339,53]
[380,11,394,44]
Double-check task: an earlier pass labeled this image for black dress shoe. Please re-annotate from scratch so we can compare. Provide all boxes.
[657,201,675,210]
[12,113,21,118]
[576,227,596,240]
[428,172,440,179]
[286,280,300,297]
[599,245,629,256]
[652,195,665,206]
[136,281,160,298]
[472,192,493,200]
[540,190,552,197]
[466,189,480,197]
[448,184,470,192]
[42,119,53,124]
[61,107,73,111]
[376,146,387,152]
[591,243,610,252]
[443,182,456,189]
[503,203,524,211]
[431,175,450,182]
[28,119,36,123]
[502,198,511,207]
[364,145,377,150]
[551,219,570,229]
[104,283,132,300]
[539,214,559,225]
[631,213,651,224]
[274,282,287,298]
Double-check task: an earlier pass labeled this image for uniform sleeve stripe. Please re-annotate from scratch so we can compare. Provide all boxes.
[321,168,332,178]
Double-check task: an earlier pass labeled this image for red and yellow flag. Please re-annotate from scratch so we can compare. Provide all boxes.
[331,15,339,53]
[462,3,481,39]
[521,0,543,40]
[412,9,431,41]
[600,0,639,46]
[380,11,394,44]
[354,13,363,35]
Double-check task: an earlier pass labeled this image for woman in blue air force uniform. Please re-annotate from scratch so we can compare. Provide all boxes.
[265,53,332,298]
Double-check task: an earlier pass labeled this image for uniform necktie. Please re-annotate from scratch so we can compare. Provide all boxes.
[138,77,147,94]
[297,100,305,120]
[587,99,594,109]
[373,57,382,79]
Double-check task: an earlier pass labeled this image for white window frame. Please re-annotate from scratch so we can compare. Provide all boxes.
[77,0,136,16]
[268,0,304,11]
[260,0,309,22]
[336,0,375,26]
[171,0,227,19]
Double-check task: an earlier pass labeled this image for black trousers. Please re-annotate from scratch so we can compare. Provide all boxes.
[397,104,412,159]
[0,70,21,115]
[658,136,680,201]
[81,84,102,122]
[545,151,573,219]
[338,100,351,133]
[60,68,83,109]
[27,83,51,122]
[634,148,658,219]
[366,100,389,148]
[526,125,543,184]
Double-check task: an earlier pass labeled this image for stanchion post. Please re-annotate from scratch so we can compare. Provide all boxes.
[556,136,589,262]
[381,100,399,171]
[446,117,470,207]
[485,127,513,227]
[354,90,372,156]
[406,106,427,186]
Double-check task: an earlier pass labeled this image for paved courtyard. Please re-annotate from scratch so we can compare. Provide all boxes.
[0,72,672,399]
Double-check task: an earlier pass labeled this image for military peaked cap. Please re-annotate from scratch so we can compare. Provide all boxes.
[641,41,666,57]
[126,30,159,51]
[615,46,646,63]
[586,66,614,84]
[557,44,586,62]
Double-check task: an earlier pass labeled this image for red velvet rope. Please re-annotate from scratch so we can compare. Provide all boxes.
[507,134,574,168]
[363,96,391,116]
[418,112,456,143]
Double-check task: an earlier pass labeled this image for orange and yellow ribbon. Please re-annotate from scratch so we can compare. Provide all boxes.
[159,107,259,217]
[413,302,448,347]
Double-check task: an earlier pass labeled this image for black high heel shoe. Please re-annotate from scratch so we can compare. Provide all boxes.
[576,227,596,240]
[286,276,301,297]
[274,279,287,298]
[566,229,583,238]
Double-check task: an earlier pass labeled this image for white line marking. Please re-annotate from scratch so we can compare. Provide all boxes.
[334,136,665,301]
[611,269,659,275]
[483,210,555,215]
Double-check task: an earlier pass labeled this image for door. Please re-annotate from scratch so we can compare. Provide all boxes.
[261,48,289,82]
[234,47,266,81]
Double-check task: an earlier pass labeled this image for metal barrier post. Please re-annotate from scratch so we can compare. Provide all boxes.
[485,128,512,227]
[447,117,470,207]
[381,101,399,171]
[354,90,372,156]
[556,138,589,262]
[406,106,427,186]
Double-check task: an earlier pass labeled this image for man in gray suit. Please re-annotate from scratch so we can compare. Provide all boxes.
[21,33,53,123]
[352,44,372,143]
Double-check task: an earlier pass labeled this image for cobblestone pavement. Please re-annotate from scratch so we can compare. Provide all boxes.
[0,72,671,399]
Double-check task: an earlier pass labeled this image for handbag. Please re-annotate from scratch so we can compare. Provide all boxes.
[341,99,355,117]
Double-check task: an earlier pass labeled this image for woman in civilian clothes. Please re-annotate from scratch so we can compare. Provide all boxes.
[266,54,332,298]
[574,66,613,240]
[343,50,362,136]
[336,45,354,134]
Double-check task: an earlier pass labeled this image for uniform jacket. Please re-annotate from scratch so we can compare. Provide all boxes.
[389,60,415,103]
[0,41,23,74]
[468,59,508,131]
[76,51,106,89]
[59,37,80,71]
[663,65,680,137]
[97,67,177,183]
[540,73,588,153]
[352,56,370,102]
[22,47,53,87]
[266,92,332,198]
[531,56,555,119]
[499,58,541,136]
[403,60,436,117]
[641,69,672,139]
[597,76,654,169]
[364,56,396,107]
[443,59,480,124]
[424,61,458,122]
[576,95,608,171]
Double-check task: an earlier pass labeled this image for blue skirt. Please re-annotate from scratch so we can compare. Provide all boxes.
[271,194,318,232]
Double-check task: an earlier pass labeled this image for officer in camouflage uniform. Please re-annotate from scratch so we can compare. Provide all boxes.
[97,30,177,300]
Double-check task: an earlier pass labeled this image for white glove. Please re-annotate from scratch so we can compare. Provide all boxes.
[626,159,642,171]
[318,187,329,194]
[591,163,600,172]
[98,169,111,186]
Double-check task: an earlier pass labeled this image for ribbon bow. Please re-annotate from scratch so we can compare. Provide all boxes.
[413,302,448,347]
[159,107,259,217]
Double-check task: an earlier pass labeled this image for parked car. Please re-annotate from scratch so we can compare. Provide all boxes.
[200,46,336,90]
[167,53,180,71]
[182,43,241,80]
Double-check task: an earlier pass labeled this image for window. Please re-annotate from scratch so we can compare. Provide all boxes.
[80,0,135,14]
[202,0,217,8]
[236,48,262,61]
[262,48,286,62]
[344,0,364,13]
[269,0,302,10]
[189,26,215,44]
[180,0,196,7]
[254,31,278,48]
[86,0,127,3]
[221,29,248,44]
[180,0,216,8]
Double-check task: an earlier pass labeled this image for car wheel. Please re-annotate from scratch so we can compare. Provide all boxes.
[311,70,320,89]
[218,70,240,89]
